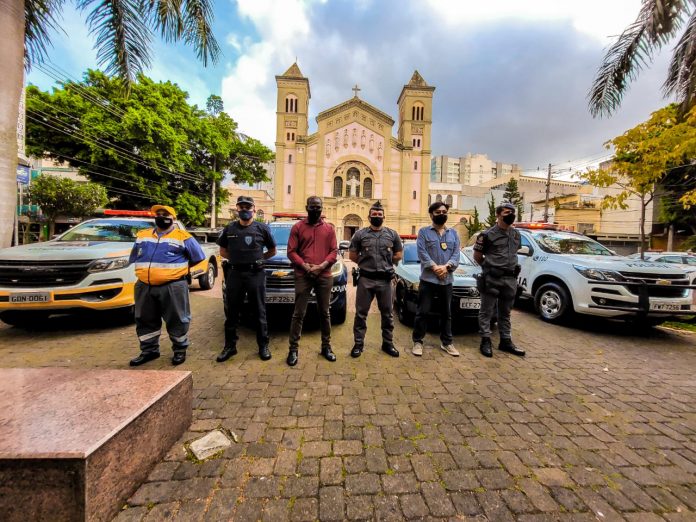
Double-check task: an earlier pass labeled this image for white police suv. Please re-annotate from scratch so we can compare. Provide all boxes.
[466,224,694,324]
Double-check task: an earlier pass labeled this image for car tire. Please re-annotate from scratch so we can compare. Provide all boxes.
[395,285,415,326]
[0,310,50,327]
[199,262,216,290]
[534,282,573,323]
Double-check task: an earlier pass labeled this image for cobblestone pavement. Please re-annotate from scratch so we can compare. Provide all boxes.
[1,287,695,521]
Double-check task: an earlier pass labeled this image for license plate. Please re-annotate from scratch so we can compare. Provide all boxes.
[266,295,295,304]
[9,292,51,304]
[650,302,681,311]
[460,298,480,309]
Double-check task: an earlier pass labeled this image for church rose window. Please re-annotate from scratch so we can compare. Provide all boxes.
[363,178,373,199]
[333,177,343,198]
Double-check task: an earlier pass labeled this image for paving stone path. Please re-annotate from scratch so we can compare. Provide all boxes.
[0,290,695,521]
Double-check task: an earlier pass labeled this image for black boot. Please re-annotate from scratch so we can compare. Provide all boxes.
[321,346,336,362]
[382,344,399,357]
[172,352,186,365]
[129,352,160,366]
[499,338,525,356]
[350,345,363,358]
[287,350,298,366]
[259,345,272,361]
[480,337,493,358]
[216,345,237,363]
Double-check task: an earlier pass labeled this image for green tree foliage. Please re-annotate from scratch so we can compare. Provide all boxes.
[589,1,696,117]
[464,206,484,236]
[581,104,696,258]
[30,174,108,235]
[26,71,274,225]
[206,94,224,116]
[485,193,497,227]
[503,178,524,218]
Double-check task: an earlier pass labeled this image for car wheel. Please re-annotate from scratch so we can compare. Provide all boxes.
[395,285,415,326]
[0,310,50,327]
[534,282,572,323]
[199,262,216,290]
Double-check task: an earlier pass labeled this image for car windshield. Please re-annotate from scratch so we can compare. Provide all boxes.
[402,243,473,266]
[59,219,153,242]
[270,226,292,246]
[531,232,614,255]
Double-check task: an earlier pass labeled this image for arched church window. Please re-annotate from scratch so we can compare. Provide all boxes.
[285,95,298,113]
[413,191,417,200]
[288,154,293,164]
[413,103,424,121]
[363,178,373,199]
[428,194,432,205]
[333,177,343,198]
[446,195,453,206]
[436,194,442,202]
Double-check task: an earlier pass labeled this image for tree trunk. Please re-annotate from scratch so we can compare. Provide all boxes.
[0,0,25,248]
[639,197,646,259]
[667,223,674,251]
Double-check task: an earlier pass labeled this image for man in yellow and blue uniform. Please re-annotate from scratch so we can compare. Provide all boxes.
[128,205,205,367]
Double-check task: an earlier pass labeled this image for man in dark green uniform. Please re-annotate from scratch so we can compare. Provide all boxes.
[473,202,526,358]
[349,202,403,358]
[216,196,276,362]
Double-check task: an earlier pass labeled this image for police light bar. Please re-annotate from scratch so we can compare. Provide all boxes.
[515,222,559,230]
[103,209,154,217]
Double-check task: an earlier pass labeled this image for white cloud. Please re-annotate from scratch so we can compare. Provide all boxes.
[424,0,642,42]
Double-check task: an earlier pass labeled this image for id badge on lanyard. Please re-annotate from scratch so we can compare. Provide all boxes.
[440,230,448,251]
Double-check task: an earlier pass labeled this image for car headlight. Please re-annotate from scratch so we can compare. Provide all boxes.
[331,260,344,277]
[573,265,624,281]
[88,256,131,272]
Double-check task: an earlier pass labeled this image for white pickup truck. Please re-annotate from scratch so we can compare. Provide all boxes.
[0,212,221,326]
[465,223,694,325]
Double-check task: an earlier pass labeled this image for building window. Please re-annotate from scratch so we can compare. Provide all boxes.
[286,132,290,141]
[413,191,416,199]
[285,95,298,113]
[428,194,432,205]
[412,103,424,121]
[414,161,418,170]
[333,177,343,198]
[287,185,291,194]
[363,178,373,199]
[411,226,416,235]
[445,194,453,206]
[257,210,265,221]
[436,194,442,202]
[288,154,292,164]
[292,132,295,140]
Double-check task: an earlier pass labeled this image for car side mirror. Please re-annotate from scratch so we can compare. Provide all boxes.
[517,246,532,256]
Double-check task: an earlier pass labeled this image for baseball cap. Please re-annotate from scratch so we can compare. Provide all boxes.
[236,196,255,205]
[151,205,177,218]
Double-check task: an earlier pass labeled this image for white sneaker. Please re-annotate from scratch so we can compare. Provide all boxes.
[412,342,423,356]
[440,344,460,356]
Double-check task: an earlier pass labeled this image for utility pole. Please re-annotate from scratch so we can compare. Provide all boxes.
[543,163,552,223]
[210,157,217,228]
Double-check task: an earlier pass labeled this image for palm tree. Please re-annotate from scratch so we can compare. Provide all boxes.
[0,0,220,247]
[589,0,696,118]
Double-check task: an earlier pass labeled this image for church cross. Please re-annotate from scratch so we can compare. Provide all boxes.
[352,84,361,97]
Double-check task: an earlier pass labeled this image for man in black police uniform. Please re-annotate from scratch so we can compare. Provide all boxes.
[349,201,403,358]
[216,196,276,362]
[473,202,526,358]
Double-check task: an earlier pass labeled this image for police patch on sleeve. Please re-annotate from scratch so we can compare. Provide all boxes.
[473,232,486,252]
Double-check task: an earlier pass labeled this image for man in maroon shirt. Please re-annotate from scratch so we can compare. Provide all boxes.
[286,196,339,366]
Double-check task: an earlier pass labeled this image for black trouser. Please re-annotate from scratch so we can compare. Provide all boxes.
[224,269,268,349]
[412,280,453,345]
[353,276,394,349]
[288,273,333,352]
[135,279,191,355]
[479,276,516,339]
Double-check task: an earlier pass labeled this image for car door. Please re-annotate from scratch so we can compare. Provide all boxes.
[516,233,535,297]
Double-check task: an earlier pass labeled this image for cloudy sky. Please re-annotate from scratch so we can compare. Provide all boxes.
[28,0,675,171]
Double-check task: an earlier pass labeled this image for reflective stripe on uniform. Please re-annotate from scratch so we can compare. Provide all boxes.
[139,329,162,341]
[134,261,189,270]
[170,334,188,343]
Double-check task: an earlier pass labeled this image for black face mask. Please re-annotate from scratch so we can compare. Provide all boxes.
[432,214,448,226]
[307,208,322,223]
[369,217,384,228]
[155,216,173,229]
[238,210,253,221]
[502,213,516,225]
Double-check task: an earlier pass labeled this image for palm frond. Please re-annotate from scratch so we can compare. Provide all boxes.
[25,0,65,69]
[589,0,688,117]
[146,0,185,42]
[77,0,153,86]
[664,11,696,114]
[180,0,220,66]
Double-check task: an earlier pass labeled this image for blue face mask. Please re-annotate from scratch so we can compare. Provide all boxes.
[239,210,253,221]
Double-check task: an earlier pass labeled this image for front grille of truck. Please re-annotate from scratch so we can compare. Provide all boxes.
[0,260,92,287]
[618,272,689,298]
